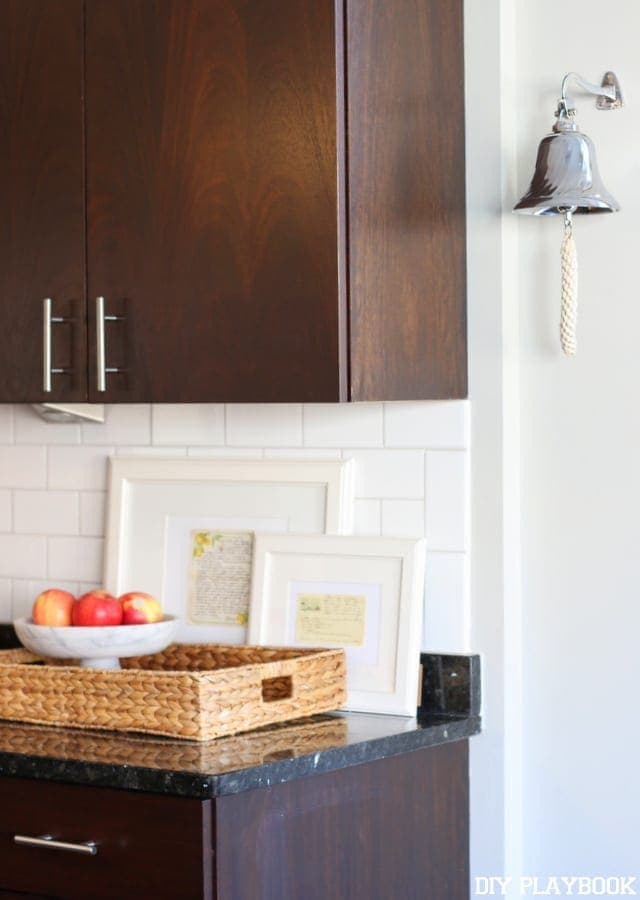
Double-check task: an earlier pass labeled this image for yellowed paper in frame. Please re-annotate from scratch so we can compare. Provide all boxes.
[188,530,253,626]
[295,593,366,646]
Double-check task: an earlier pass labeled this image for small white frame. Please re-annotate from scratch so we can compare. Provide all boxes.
[248,534,426,716]
[104,458,354,642]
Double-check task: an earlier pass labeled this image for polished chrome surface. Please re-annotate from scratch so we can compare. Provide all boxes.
[42,297,52,393]
[514,126,619,215]
[96,296,123,392]
[42,298,70,392]
[96,295,107,392]
[596,71,624,110]
[558,70,623,116]
[14,834,98,856]
[514,70,623,216]
[561,71,615,109]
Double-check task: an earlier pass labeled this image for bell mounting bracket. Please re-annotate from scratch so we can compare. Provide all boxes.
[558,71,624,116]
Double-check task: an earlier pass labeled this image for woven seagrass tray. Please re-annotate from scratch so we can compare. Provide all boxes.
[0,643,347,741]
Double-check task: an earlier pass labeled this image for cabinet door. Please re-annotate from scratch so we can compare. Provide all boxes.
[0,0,86,403]
[85,0,344,403]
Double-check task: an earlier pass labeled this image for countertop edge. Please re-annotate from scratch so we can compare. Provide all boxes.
[0,714,480,799]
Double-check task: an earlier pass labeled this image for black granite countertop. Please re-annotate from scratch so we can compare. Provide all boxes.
[0,636,481,799]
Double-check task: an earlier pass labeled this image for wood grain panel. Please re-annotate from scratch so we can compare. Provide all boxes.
[0,0,86,402]
[85,0,342,402]
[0,778,213,899]
[347,0,467,400]
[215,740,470,900]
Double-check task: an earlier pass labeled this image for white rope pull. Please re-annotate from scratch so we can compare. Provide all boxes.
[560,212,578,356]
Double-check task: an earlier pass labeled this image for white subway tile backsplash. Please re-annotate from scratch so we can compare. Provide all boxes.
[381,499,425,538]
[425,450,469,551]
[345,449,424,499]
[188,447,264,459]
[13,406,81,444]
[152,404,225,446]
[0,579,11,620]
[353,499,382,535]
[0,402,470,652]
[385,400,469,448]
[48,446,114,490]
[423,551,469,651]
[79,492,106,537]
[0,535,47,579]
[0,490,11,531]
[0,406,13,443]
[226,404,302,447]
[14,491,79,535]
[47,537,103,582]
[82,405,151,445]
[0,446,46,488]
[303,403,383,447]
[116,446,188,457]
[263,448,341,460]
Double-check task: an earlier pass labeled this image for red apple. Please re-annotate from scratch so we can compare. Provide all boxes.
[72,590,123,627]
[32,589,75,626]
[119,592,163,625]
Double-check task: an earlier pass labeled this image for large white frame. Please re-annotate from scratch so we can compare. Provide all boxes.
[249,534,426,716]
[104,458,354,643]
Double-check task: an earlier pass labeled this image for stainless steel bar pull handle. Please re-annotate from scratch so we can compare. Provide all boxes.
[96,296,124,393]
[14,834,98,856]
[43,297,53,392]
[42,297,71,393]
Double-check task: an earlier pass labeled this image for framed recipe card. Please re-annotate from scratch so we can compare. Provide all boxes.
[104,458,354,643]
[248,534,426,716]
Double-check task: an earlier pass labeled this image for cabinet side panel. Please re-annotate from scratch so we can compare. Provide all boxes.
[215,742,470,900]
[85,0,341,403]
[347,0,467,400]
[0,0,86,402]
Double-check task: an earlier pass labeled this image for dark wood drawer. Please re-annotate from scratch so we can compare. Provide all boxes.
[0,778,212,900]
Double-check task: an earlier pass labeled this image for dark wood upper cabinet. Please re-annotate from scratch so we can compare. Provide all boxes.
[0,0,466,404]
[0,0,86,403]
[85,0,343,403]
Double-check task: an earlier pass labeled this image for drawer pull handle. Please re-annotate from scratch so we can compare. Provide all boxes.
[14,834,98,856]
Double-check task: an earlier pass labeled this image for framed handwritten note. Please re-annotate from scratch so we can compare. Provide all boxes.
[295,593,366,646]
[249,534,426,716]
[188,530,253,626]
[103,457,355,644]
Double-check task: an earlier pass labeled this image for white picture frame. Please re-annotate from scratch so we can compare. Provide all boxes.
[248,534,426,716]
[104,458,354,643]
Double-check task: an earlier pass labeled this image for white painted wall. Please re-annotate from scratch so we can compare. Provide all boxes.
[515,0,640,880]
[466,0,521,883]
[466,0,640,887]
[0,401,470,654]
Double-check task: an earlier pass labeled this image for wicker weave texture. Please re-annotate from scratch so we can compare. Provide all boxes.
[0,715,348,773]
[0,644,347,741]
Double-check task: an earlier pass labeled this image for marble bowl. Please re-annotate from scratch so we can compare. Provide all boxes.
[13,615,179,670]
